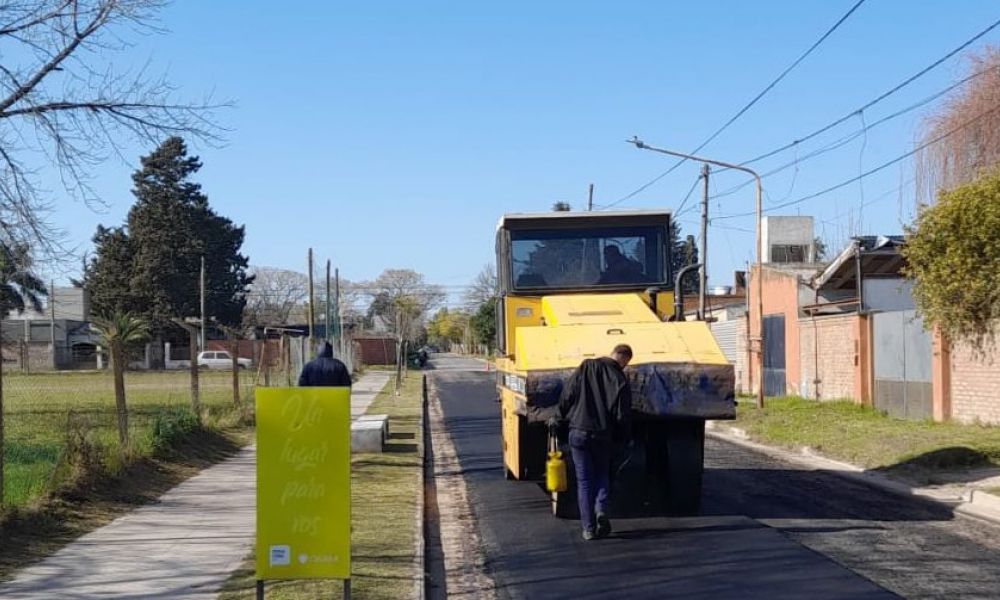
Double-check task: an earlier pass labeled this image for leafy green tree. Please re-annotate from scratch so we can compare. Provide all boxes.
[903,169,1000,351]
[0,243,47,318]
[470,300,497,351]
[87,137,252,342]
[92,312,150,447]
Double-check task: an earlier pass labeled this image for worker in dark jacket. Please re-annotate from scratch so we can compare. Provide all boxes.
[555,344,633,540]
[298,341,352,387]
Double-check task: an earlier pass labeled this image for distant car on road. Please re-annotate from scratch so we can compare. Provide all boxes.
[196,350,251,370]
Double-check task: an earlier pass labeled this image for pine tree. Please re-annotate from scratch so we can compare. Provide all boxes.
[0,242,48,318]
[88,137,252,336]
[669,224,699,293]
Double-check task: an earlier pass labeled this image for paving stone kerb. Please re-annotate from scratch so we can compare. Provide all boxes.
[351,420,384,453]
[0,372,392,600]
[357,413,390,441]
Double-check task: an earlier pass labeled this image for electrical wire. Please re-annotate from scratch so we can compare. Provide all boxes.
[710,62,1000,199]
[672,174,704,220]
[602,0,867,209]
[713,102,1000,220]
[728,16,1000,170]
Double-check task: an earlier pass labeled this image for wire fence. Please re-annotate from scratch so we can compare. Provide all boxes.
[0,272,363,511]
[1,351,256,508]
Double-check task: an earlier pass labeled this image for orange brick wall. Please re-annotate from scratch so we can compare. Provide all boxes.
[949,337,1000,425]
[798,314,859,401]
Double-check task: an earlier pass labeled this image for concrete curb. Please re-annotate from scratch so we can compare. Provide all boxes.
[705,422,1000,527]
[413,374,427,600]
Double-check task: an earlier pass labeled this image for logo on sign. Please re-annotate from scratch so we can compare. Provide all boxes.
[269,545,291,567]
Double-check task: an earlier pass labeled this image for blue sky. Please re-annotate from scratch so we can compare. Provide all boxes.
[48,1,1000,307]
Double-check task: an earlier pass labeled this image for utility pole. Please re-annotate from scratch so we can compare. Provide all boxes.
[699,164,709,321]
[587,183,594,211]
[325,260,332,345]
[334,268,341,355]
[199,256,206,351]
[50,280,56,369]
[307,248,315,350]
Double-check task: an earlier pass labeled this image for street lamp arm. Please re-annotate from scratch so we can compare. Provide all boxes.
[626,137,762,184]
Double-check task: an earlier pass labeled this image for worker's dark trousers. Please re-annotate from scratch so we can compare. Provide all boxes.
[569,428,612,532]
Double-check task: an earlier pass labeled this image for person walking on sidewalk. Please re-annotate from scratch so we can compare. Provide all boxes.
[554,344,633,540]
[298,341,352,387]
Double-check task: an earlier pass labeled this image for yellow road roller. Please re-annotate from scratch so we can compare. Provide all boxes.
[494,209,735,516]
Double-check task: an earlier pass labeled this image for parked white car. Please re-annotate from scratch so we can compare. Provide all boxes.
[196,351,251,370]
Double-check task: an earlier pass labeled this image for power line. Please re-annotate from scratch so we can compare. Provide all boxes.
[671,174,704,220]
[714,102,1000,220]
[727,16,1000,171]
[602,0,867,209]
[710,63,1000,199]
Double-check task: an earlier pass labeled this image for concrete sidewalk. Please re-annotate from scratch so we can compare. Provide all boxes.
[0,372,390,600]
[351,371,391,419]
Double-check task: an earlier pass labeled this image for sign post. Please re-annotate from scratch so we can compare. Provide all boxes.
[255,387,352,597]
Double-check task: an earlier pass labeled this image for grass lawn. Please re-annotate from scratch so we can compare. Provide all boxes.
[3,369,253,508]
[219,372,424,600]
[734,396,1000,478]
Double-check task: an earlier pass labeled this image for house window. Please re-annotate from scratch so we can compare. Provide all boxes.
[770,244,808,263]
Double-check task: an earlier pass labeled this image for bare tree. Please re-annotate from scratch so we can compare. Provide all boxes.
[464,263,497,306]
[243,266,308,327]
[916,47,1000,204]
[0,0,227,252]
[363,268,444,342]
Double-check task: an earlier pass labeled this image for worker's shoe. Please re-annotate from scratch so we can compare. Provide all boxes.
[581,528,596,541]
[596,513,612,538]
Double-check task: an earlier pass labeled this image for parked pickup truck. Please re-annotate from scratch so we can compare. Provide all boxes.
[196,351,251,370]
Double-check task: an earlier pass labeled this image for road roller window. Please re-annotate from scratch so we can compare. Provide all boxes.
[510,225,667,291]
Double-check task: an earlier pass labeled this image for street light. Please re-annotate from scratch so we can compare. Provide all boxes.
[627,136,766,409]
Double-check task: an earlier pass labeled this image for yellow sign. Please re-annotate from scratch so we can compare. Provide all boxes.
[256,387,351,580]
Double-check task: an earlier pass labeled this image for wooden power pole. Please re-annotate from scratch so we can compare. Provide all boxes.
[699,164,709,321]
[307,248,315,350]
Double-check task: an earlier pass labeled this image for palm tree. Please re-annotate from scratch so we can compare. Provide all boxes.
[0,242,47,318]
[92,312,150,447]
[0,242,47,506]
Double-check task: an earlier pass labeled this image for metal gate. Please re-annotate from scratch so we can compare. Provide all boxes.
[872,310,932,420]
[762,315,786,396]
[709,320,742,364]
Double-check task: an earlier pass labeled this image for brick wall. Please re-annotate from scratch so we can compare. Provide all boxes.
[1,342,55,371]
[355,337,397,366]
[949,336,1000,425]
[798,314,858,401]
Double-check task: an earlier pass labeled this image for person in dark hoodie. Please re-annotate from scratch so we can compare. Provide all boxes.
[554,344,633,540]
[298,341,352,387]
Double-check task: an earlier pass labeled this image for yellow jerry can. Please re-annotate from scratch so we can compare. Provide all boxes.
[546,450,567,493]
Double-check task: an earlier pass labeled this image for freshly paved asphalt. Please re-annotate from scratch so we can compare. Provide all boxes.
[428,355,1000,600]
